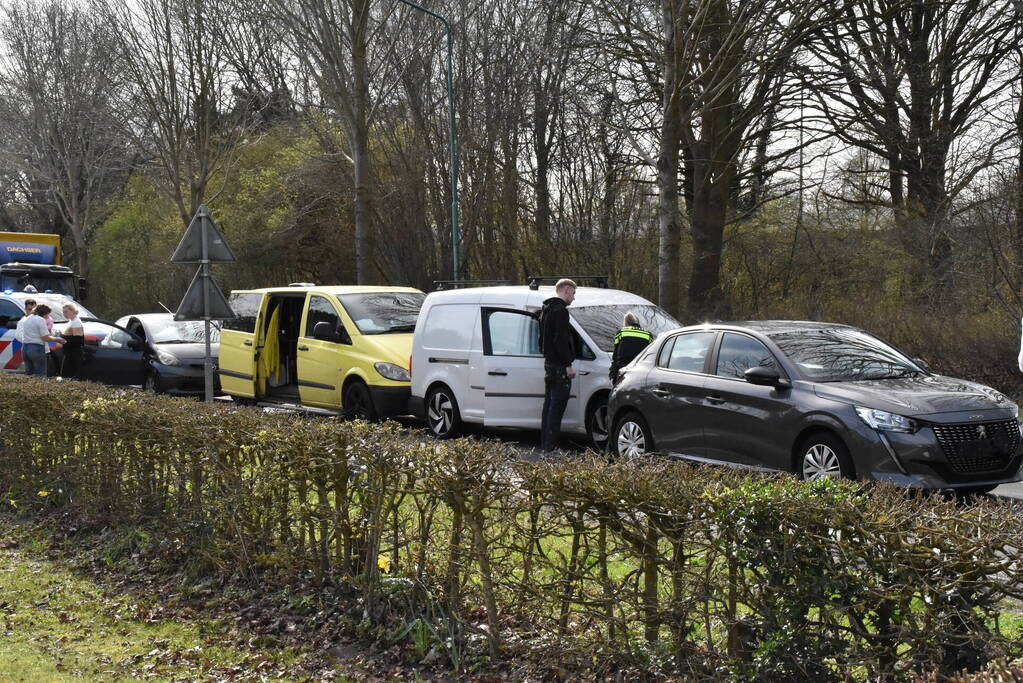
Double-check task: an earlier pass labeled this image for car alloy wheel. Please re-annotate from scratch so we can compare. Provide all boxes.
[614,413,652,460]
[426,385,461,438]
[799,433,854,481]
[143,373,158,394]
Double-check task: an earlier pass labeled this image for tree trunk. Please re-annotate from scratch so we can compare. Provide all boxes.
[687,155,730,319]
[656,0,682,318]
[351,0,372,285]
[533,96,552,242]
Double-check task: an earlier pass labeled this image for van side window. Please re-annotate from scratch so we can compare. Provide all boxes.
[305,296,345,340]
[223,292,262,333]
[484,309,541,356]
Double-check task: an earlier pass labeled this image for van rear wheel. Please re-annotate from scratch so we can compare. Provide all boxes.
[426,385,461,438]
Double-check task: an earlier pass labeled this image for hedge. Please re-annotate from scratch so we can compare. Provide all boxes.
[1,374,1022,680]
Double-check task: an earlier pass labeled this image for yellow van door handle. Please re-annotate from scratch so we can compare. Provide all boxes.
[243,340,253,346]
[298,345,309,351]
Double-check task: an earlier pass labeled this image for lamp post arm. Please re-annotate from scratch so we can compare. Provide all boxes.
[396,0,460,280]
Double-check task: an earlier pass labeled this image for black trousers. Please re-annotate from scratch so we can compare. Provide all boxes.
[61,336,84,378]
[540,363,571,452]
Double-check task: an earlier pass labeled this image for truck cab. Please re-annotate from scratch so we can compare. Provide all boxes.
[0,263,82,299]
[0,232,86,300]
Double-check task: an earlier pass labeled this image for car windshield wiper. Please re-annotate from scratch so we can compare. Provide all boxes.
[387,324,417,332]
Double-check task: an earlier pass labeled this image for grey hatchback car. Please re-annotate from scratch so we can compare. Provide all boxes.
[607,321,1022,492]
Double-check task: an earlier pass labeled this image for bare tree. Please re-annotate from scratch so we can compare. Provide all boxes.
[258,0,411,284]
[810,0,1017,294]
[101,0,249,229]
[0,0,130,276]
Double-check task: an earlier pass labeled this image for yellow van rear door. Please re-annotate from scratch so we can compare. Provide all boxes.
[297,293,346,408]
[218,291,264,398]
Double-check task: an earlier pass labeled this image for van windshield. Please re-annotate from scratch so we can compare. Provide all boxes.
[570,304,680,353]
[338,292,425,335]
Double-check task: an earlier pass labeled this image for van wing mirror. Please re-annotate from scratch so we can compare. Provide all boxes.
[313,321,339,343]
[744,365,790,388]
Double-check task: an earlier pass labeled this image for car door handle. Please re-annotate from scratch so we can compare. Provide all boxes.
[706,395,725,405]
[652,388,670,396]
[488,370,507,376]
[298,345,309,352]
[243,340,253,347]
[577,370,590,375]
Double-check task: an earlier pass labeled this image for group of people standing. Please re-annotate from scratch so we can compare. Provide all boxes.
[15,299,85,378]
[538,278,654,453]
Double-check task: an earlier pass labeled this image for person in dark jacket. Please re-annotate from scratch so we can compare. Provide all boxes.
[538,278,577,452]
[609,311,653,383]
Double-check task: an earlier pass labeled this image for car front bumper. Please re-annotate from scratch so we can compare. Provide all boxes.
[851,417,1023,489]
[369,385,412,418]
[153,362,220,396]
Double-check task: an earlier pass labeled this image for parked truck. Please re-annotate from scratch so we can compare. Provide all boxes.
[0,231,86,300]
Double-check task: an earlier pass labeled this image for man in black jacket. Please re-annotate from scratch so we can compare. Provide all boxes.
[538,278,577,452]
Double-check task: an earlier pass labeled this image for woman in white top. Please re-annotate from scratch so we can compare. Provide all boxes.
[20,304,64,376]
[61,303,85,378]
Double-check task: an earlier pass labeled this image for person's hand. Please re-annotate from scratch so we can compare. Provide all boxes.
[566,367,576,379]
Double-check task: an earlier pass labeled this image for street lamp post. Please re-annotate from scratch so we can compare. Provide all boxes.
[396,0,459,281]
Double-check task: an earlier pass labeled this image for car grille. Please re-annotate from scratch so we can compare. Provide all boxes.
[931,419,1021,473]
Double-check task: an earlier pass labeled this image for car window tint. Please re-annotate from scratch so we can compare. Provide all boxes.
[665,332,716,372]
[305,295,342,337]
[0,299,22,320]
[224,292,262,333]
[716,333,776,379]
[486,310,541,356]
[657,336,676,367]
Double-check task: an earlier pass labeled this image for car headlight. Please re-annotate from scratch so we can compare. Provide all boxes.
[374,362,410,382]
[155,349,181,366]
[855,406,917,433]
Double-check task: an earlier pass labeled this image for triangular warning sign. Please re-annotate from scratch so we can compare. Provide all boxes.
[174,270,236,320]
[171,205,236,263]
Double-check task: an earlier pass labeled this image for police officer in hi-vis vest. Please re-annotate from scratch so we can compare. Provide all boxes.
[609,311,653,383]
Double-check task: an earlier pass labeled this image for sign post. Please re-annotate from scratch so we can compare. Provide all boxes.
[171,205,236,403]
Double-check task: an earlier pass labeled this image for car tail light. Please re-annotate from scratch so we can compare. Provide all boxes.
[408,354,412,377]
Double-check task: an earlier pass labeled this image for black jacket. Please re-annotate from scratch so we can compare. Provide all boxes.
[609,325,654,381]
[538,296,574,367]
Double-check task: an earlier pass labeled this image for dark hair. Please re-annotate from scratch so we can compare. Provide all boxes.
[24,299,36,308]
[34,304,51,316]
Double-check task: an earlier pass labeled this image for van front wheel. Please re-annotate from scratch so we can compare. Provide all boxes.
[344,381,379,422]
[426,385,461,438]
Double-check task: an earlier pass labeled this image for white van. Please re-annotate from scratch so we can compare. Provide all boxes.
[408,284,680,448]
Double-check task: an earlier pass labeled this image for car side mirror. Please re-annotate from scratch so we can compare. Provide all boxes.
[745,365,790,389]
[912,357,930,373]
[313,321,339,342]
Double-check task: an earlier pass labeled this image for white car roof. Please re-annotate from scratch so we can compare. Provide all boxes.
[424,285,655,310]
[1,291,91,313]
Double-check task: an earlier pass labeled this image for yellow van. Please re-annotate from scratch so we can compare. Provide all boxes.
[218,285,425,419]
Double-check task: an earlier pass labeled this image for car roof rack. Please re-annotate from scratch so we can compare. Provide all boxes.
[526,275,610,290]
[434,279,512,290]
